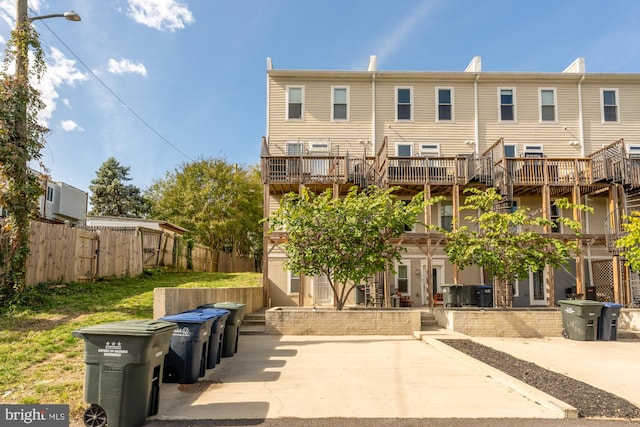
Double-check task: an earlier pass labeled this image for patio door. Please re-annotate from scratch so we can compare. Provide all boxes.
[313,274,333,305]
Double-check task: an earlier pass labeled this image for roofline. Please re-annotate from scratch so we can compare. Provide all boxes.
[84,215,189,233]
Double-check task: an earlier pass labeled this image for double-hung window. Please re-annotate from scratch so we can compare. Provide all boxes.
[332,86,348,121]
[440,200,453,232]
[436,88,453,121]
[540,89,556,122]
[396,87,412,121]
[499,88,515,122]
[289,271,300,294]
[287,86,304,120]
[396,264,409,293]
[602,89,618,122]
[46,186,54,202]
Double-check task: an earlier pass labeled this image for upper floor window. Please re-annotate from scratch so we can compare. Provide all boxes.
[332,86,349,121]
[628,145,640,159]
[499,88,515,122]
[540,89,556,122]
[550,204,562,233]
[396,87,412,121]
[602,89,618,122]
[46,186,54,202]
[437,88,453,121]
[287,86,304,120]
[504,144,517,157]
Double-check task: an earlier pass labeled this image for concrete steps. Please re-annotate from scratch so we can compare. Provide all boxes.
[239,312,266,335]
[421,311,438,331]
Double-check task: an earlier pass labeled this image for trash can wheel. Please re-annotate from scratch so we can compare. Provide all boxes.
[83,404,107,427]
[562,329,569,339]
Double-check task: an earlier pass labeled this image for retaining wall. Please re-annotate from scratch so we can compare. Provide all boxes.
[153,287,263,319]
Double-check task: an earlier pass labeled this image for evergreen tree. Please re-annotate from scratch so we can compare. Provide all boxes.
[89,157,149,217]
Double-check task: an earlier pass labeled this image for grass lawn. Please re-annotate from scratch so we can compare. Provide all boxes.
[0,270,261,421]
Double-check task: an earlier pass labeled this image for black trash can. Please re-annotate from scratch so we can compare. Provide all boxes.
[184,308,230,368]
[586,286,597,301]
[461,286,479,306]
[558,300,603,341]
[442,284,463,307]
[476,285,493,307]
[199,302,246,357]
[72,320,177,427]
[159,312,216,384]
[597,302,623,341]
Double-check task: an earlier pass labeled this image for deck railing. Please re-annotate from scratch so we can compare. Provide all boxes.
[386,157,471,185]
[501,157,592,186]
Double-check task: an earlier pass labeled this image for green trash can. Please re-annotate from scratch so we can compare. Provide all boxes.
[442,284,463,307]
[558,300,603,341]
[199,302,246,357]
[72,320,177,427]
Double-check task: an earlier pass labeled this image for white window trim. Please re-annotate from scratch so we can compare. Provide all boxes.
[395,262,411,295]
[288,271,300,295]
[331,86,349,122]
[498,87,517,123]
[395,86,413,122]
[601,88,619,123]
[550,202,563,234]
[285,140,304,156]
[396,142,414,156]
[529,267,548,306]
[504,143,518,157]
[539,88,557,123]
[286,85,304,121]
[439,199,453,231]
[435,87,454,122]
[627,144,640,159]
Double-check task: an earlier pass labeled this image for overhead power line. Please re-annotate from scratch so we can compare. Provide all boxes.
[35,16,195,162]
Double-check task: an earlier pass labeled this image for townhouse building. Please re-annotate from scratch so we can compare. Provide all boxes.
[261,55,640,309]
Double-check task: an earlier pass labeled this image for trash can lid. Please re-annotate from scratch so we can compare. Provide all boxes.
[558,299,602,306]
[160,311,219,323]
[200,302,246,310]
[72,319,177,338]
[602,302,623,308]
[185,308,231,318]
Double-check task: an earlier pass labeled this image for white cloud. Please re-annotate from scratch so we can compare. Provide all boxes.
[107,58,148,77]
[60,120,83,132]
[375,0,438,64]
[62,99,71,108]
[0,0,45,27]
[127,0,194,32]
[34,47,89,125]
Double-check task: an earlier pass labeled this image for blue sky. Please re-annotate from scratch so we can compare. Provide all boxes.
[1,0,639,194]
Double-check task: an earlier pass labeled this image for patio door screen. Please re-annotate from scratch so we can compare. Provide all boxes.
[313,274,333,305]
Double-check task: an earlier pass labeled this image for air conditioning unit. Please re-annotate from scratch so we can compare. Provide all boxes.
[308,141,330,154]
[628,145,640,159]
[523,145,544,158]
[420,144,440,157]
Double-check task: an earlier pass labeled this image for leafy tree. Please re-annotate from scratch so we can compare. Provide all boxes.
[89,157,149,217]
[146,158,262,258]
[616,212,640,272]
[444,187,592,308]
[266,186,442,310]
[0,20,48,297]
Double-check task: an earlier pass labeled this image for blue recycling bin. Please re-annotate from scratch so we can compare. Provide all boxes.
[184,308,230,369]
[159,312,215,384]
[597,302,623,341]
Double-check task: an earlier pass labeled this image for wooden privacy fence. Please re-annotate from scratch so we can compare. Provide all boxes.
[1,221,258,287]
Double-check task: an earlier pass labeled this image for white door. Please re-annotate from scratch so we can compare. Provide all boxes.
[313,274,333,305]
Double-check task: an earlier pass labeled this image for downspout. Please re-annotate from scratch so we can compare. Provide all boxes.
[474,74,480,155]
[578,75,586,157]
[266,57,272,143]
[372,72,377,155]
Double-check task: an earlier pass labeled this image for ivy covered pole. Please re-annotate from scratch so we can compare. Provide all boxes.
[0,1,79,297]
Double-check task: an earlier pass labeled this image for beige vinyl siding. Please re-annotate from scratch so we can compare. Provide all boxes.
[375,79,476,157]
[478,80,582,157]
[268,76,372,154]
[582,81,640,151]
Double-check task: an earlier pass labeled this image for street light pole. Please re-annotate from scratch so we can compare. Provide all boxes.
[4,0,80,294]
